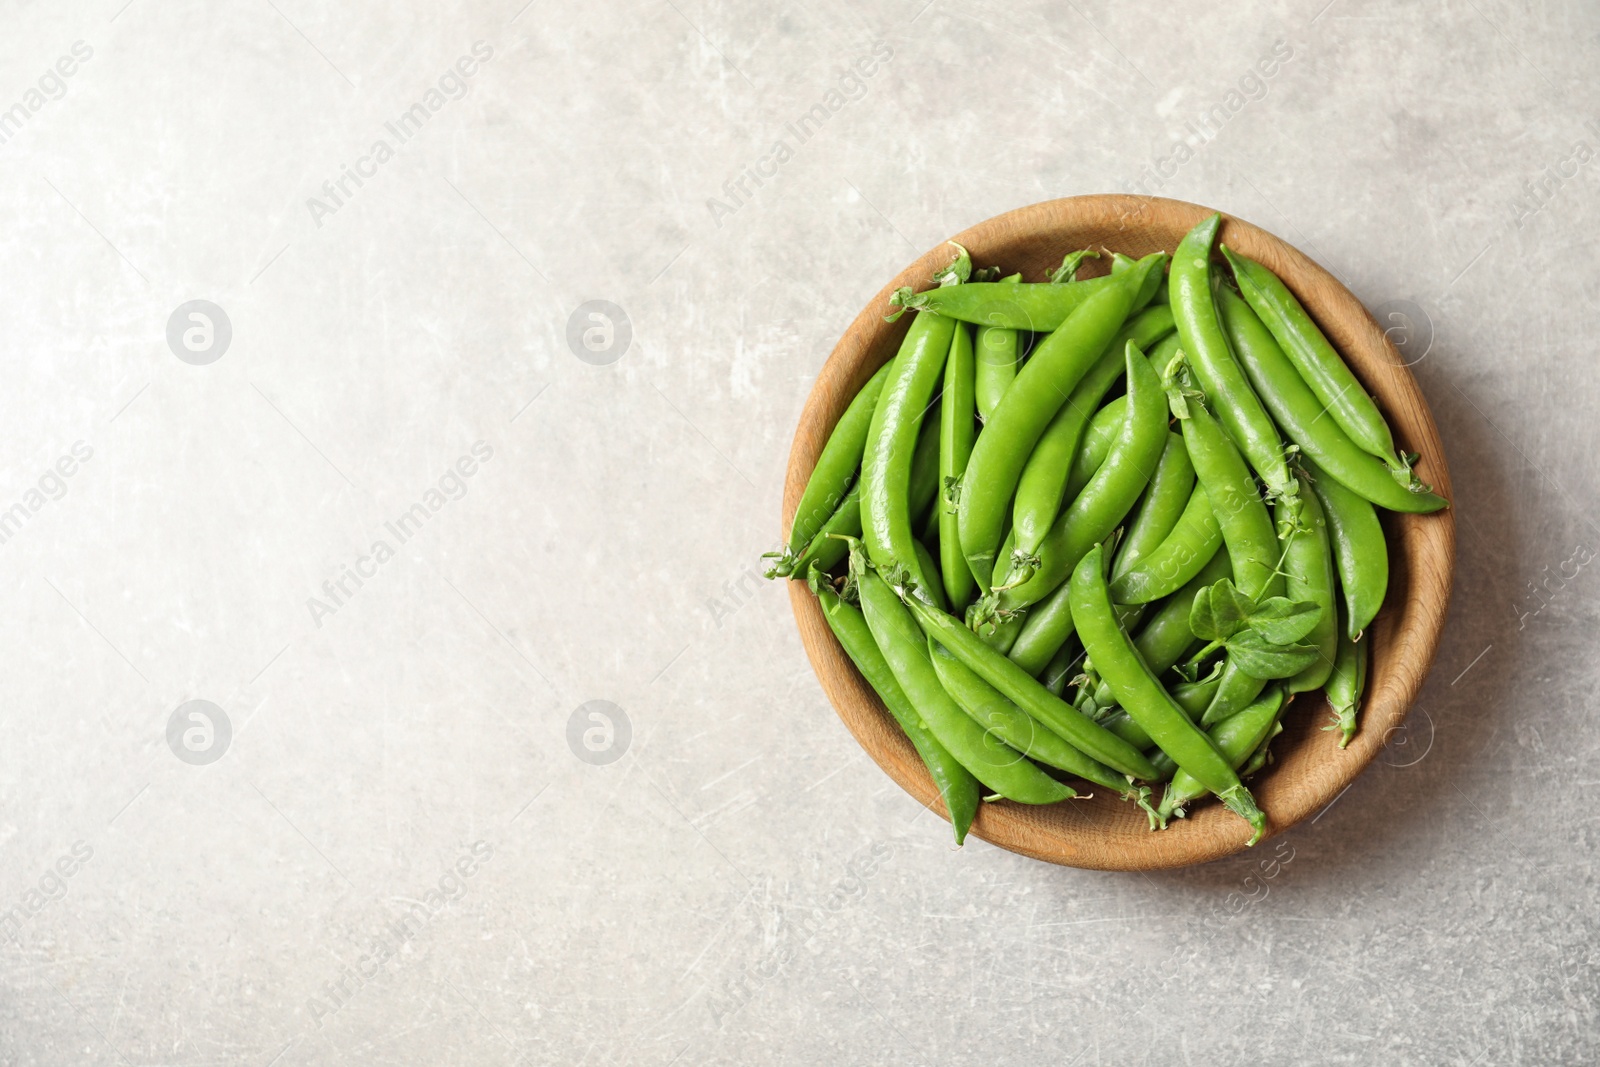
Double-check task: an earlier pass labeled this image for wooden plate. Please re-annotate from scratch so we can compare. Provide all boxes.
[782,195,1455,870]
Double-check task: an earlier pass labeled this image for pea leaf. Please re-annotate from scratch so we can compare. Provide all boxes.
[1189,579,1254,642]
[1225,629,1322,680]
[1248,596,1323,645]
[1190,578,1323,646]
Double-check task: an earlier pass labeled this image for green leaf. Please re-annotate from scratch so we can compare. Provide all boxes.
[1224,630,1321,680]
[1248,596,1323,645]
[1189,579,1254,642]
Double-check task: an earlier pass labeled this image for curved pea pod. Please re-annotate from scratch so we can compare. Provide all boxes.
[1304,457,1388,637]
[1179,393,1284,601]
[1060,396,1127,505]
[1006,579,1076,677]
[788,480,862,576]
[1200,657,1267,729]
[1008,303,1172,556]
[995,340,1169,612]
[1158,685,1286,824]
[1216,281,1447,513]
[1171,666,1224,719]
[1224,246,1417,487]
[1107,482,1223,604]
[809,567,979,843]
[1069,543,1265,841]
[771,361,895,580]
[958,263,1158,591]
[1092,546,1230,707]
[1040,639,1081,697]
[899,592,1161,781]
[1012,381,1126,558]
[1112,431,1196,581]
[888,275,1124,330]
[1278,473,1338,694]
[862,311,955,601]
[928,640,1127,792]
[1324,619,1368,748]
[1170,214,1294,501]
[940,324,978,609]
[853,549,1075,805]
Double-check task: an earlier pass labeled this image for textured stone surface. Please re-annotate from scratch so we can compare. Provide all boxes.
[0,1,1596,1063]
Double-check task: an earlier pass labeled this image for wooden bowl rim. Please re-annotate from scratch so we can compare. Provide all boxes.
[782,194,1455,871]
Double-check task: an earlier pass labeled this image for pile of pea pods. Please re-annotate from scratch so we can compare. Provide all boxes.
[768,215,1448,846]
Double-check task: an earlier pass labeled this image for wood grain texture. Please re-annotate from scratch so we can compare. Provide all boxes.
[782,195,1455,870]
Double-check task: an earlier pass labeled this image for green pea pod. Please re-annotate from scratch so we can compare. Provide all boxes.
[898,592,1160,781]
[1223,246,1414,486]
[1172,668,1224,719]
[995,340,1169,612]
[852,547,1075,805]
[1325,619,1368,748]
[888,276,1124,330]
[1158,685,1286,824]
[928,641,1125,792]
[1092,545,1230,707]
[1279,473,1337,693]
[862,313,956,599]
[1107,482,1223,604]
[1170,214,1294,501]
[1304,457,1388,637]
[940,325,978,609]
[1006,579,1075,677]
[1216,282,1448,514]
[974,275,1023,422]
[913,538,949,613]
[1106,666,1227,754]
[1112,431,1196,581]
[809,567,979,843]
[1069,543,1265,841]
[959,258,1161,590]
[1041,639,1081,697]
[791,359,891,541]
[1009,305,1174,556]
[908,397,944,533]
[1201,658,1268,728]
[1178,392,1284,601]
[1060,396,1127,505]
[789,480,861,576]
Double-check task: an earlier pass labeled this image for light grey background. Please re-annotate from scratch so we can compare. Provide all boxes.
[0,0,1594,1063]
